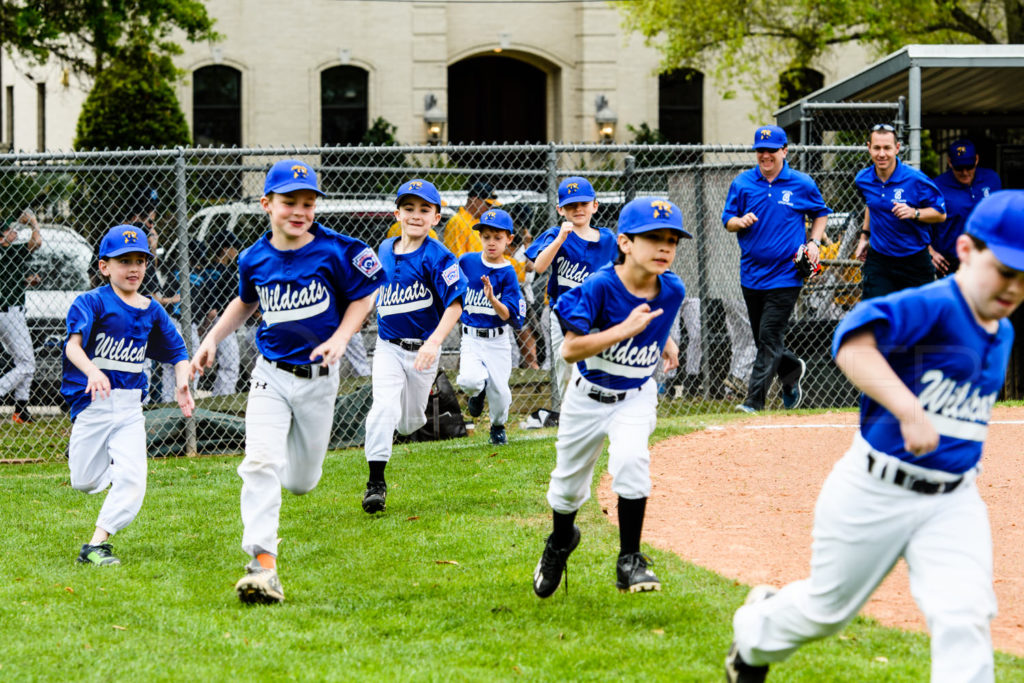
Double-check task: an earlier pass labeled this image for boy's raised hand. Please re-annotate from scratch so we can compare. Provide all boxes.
[481,275,495,300]
[900,413,940,458]
[176,381,195,418]
[190,339,217,379]
[310,337,347,366]
[661,337,679,373]
[618,303,663,339]
[85,367,111,402]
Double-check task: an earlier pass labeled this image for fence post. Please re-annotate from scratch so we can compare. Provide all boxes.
[623,154,636,202]
[175,147,198,457]
[545,145,560,412]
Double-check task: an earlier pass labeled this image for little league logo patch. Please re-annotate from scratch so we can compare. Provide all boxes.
[353,247,382,277]
[442,263,460,286]
[519,299,526,317]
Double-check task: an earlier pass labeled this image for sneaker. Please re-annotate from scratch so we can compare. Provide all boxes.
[11,411,34,424]
[467,384,486,418]
[781,359,806,410]
[362,481,387,514]
[615,552,661,593]
[489,424,507,445]
[735,404,757,415]
[725,585,778,682]
[533,525,581,598]
[76,543,121,566]
[235,560,284,604]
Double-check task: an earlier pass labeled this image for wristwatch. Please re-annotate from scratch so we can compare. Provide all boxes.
[807,239,822,247]
[914,208,920,220]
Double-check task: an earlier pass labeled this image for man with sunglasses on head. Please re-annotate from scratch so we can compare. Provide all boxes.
[854,124,947,299]
[930,139,1002,277]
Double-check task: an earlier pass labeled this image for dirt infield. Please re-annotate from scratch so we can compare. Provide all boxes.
[598,407,1024,656]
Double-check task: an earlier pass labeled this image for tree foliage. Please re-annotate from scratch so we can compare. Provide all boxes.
[0,0,217,79]
[620,0,1021,105]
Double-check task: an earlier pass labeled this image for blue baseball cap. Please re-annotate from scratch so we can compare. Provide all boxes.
[949,139,978,169]
[752,125,787,150]
[263,159,324,196]
[558,176,596,207]
[616,197,691,238]
[474,208,514,234]
[396,179,442,209]
[99,224,154,259]
[965,191,1024,271]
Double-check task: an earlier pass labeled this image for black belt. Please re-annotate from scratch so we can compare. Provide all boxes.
[575,377,631,404]
[269,359,329,379]
[865,453,964,495]
[462,325,505,338]
[386,338,424,352]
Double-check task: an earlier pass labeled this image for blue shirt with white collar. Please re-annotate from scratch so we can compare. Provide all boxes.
[458,252,525,330]
[722,160,832,289]
[931,167,1001,259]
[855,159,946,257]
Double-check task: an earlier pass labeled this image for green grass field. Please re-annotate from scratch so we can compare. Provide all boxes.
[2,417,1022,681]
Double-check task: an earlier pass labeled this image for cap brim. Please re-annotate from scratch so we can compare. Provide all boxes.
[558,194,596,207]
[101,247,153,259]
[622,224,692,239]
[987,243,1024,272]
[267,182,325,196]
[751,143,784,150]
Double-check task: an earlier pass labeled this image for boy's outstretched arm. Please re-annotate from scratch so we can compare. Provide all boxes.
[173,359,195,417]
[414,300,463,371]
[192,296,258,378]
[834,328,938,457]
[310,291,376,366]
[561,303,663,363]
[531,222,574,274]
[65,333,111,402]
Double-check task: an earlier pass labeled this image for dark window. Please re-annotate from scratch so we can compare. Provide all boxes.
[321,66,368,145]
[193,65,242,147]
[779,68,824,108]
[659,70,703,144]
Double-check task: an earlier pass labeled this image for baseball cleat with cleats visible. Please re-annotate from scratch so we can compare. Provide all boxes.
[235,560,284,605]
[725,584,778,682]
[76,543,121,566]
[489,424,507,445]
[781,359,806,410]
[362,481,387,514]
[467,385,486,418]
[533,525,581,598]
[615,552,660,593]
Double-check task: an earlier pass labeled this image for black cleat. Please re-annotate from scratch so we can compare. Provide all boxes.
[362,481,387,514]
[467,386,486,418]
[76,543,120,566]
[725,585,778,682]
[533,525,581,598]
[489,424,507,445]
[615,552,661,593]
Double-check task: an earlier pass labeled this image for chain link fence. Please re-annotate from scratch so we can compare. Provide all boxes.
[0,143,874,462]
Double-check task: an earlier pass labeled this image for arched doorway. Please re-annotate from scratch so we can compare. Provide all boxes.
[448,56,546,144]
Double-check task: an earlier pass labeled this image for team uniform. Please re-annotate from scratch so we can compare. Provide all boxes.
[0,218,37,421]
[455,211,526,442]
[728,191,1024,683]
[236,222,383,562]
[63,248,188,565]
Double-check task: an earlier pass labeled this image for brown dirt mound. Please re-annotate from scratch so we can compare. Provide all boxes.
[598,407,1024,656]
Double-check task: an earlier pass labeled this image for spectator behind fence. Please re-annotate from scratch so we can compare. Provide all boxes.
[443,179,497,257]
[853,124,947,299]
[0,208,41,423]
[195,230,242,396]
[931,138,1002,277]
[723,125,831,415]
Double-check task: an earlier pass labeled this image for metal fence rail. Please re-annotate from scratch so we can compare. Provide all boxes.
[0,143,873,462]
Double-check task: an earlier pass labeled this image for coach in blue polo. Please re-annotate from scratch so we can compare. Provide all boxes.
[930,138,1002,277]
[853,124,946,298]
[722,125,831,415]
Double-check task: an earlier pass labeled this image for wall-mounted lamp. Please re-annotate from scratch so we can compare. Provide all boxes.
[424,93,447,144]
[338,48,351,65]
[595,94,617,143]
[495,32,511,53]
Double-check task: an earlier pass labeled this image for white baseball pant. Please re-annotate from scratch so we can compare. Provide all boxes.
[548,307,570,397]
[546,371,658,513]
[733,432,994,683]
[239,357,340,557]
[364,337,439,463]
[0,306,35,401]
[161,320,199,402]
[68,389,147,535]
[456,327,512,427]
[211,322,240,397]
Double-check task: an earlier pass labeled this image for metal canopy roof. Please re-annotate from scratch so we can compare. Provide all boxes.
[776,44,1024,129]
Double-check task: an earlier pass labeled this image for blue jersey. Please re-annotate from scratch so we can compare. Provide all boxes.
[458,252,525,330]
[931,167,1002,258]
[831,277,1012,474]
[555,263,685,391]
[238,223,384,364]
[376,236,468,341]
[525,226,617,304]
[855,159,946,257]
[62,285,188,420]
[722,161,832,290]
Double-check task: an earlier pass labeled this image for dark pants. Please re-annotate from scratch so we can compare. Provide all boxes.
[862,246,934,300]
[741,286,802,410]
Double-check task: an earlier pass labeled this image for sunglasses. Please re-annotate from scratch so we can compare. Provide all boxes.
[871,123,896,132]
[754,147,781,154]
[952,163,977,172]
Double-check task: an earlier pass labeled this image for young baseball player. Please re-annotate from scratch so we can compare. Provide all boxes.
[362,179,467,514]
[456,208,525,445]
[726,190,1024,683]
[192,159,383,604]
[525,176,618,397]
[63,225,194,567]
[532,197,687,597]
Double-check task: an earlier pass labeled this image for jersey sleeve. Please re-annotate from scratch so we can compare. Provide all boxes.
[499,267,525,330]
[430,244,468,308]
[525,227,557,261]
[917,175,946,213]
[721,179,744,226]
[553,277,600,336]
[147,305,189,364]
[340,240,385,301]
[65,293,96,343]
[831,291,935,358]
[800,176,833,219]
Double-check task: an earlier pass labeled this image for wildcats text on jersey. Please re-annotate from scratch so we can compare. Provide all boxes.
[463,286,501,316]
[556,259,593,289]
[917,368,997,441]
[258,281,331,326]
[377,281,433,316]
[91,332,147,372]
[584,337,662,378]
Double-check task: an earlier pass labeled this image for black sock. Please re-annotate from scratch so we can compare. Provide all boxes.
[14,400,27,413]
[552,509,578,547]
[617,496,647,556]
[368,461,387,484]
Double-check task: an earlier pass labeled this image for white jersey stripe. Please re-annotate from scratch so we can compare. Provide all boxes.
[92,357,146,373]
[262,299,331,326]
[926,411,988,442]
[378,298,433,316]
[556,275,583,288]
[584,356,657,379]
